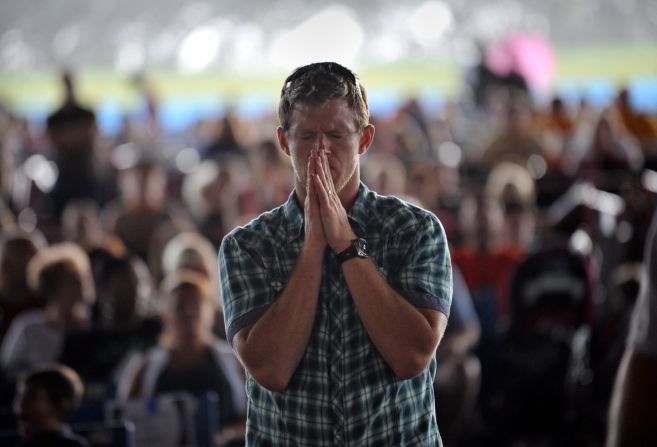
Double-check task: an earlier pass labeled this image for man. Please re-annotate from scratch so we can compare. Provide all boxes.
[219,62,452,446]
[607,210,657,447]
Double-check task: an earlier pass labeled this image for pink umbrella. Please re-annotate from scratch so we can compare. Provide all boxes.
[486,33,557,92]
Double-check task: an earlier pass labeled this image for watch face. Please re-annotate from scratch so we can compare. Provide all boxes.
[356,238,367,257]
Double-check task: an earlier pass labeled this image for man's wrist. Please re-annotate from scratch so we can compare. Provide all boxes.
[301,240,324,258]
[336,238,369,265]
[332,239,353,254]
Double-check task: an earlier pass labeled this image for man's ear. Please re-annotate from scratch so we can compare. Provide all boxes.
[277,127,290,156]
[358,124,375,155]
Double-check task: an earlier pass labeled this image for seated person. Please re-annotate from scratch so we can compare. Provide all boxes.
[160,231,225,339]
[13,363,89,447]
[452,193,525,324]
[117,270,246,445]
[103,159,175,261]
[60,255,160,385]
[435,266,481,447]
[1,243,95,379]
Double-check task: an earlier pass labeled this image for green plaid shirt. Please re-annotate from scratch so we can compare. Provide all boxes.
[220,182,452,446]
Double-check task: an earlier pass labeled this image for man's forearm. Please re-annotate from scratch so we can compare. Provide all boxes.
[342,257,447,378]
[234,248,323,391]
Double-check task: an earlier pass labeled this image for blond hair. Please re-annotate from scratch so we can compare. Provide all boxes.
[26,242,94,301]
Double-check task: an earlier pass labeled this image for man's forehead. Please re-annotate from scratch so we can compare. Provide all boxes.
[288,99,358,130]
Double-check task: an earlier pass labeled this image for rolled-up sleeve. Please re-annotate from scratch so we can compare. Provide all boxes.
[391,212,453,318]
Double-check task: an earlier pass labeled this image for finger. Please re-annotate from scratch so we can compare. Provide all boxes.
[307,150,320,197]
[316,150,334,200]
[314,170,331,208]
[307,149,315,180]
[321,149,337,199]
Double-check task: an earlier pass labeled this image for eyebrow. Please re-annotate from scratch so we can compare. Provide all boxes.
[293,126,352,135]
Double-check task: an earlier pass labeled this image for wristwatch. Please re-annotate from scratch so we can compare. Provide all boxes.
[336,238,368,265]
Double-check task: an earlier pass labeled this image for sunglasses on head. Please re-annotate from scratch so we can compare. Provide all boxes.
[284,62,361,96]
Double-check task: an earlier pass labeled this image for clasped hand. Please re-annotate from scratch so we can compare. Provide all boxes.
[304,147,355,254]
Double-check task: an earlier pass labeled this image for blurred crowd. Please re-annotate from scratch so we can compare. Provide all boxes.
[0,65,656,447]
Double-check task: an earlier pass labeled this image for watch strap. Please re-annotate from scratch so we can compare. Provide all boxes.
[336,238,368,265]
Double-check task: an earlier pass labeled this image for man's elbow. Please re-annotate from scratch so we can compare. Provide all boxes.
[392,352,434,379]
[392,331,442,379]
[249,366,291,392]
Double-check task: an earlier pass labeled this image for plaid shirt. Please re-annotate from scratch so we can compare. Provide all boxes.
[220,182,452,446]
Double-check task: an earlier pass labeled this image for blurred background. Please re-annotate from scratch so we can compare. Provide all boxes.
[1,0,657,133]
[0,1,657,447]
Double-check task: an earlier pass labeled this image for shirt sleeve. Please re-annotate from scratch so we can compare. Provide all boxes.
[627,210,657,357]
[219,232,279,346]
[391,212,453,318]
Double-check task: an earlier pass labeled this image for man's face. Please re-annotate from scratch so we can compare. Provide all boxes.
[278,98,369,198]
[14,384,62,439]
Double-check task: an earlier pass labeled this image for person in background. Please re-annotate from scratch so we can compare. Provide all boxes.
[578,112,643,192]
[1,243,94,378]
[434,266,481,447]
[543,97,575,138]
[482,100,545,168]
[202,112,247,160]
[181,160,233,250]
[248,139,294,213]
[452,191,524,322]
[615,88,657,165]
[46,70,111,217]
[13,363,89,447]
[103,159,175,261]
[61,199,105,251]
[485,162,537,253]
[59,255,160,386]
[0,231,47,339]
[117,270,246,446]
[160,231,225,338]
[607,209,657,447]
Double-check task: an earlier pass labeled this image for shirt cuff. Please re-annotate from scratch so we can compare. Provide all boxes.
[399,289,451,318]
[225,304,272,346]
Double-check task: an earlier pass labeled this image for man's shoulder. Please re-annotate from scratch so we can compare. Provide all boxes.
[366,190,441,231]
[222,204,288,246]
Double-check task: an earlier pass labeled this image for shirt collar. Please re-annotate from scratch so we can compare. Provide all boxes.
[347,182,370,236]
[282,190,305,239]
[282,182,370,240]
